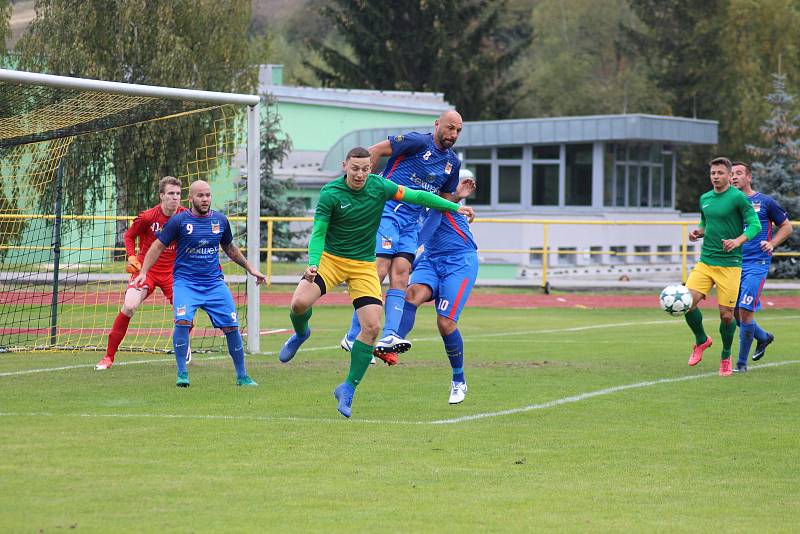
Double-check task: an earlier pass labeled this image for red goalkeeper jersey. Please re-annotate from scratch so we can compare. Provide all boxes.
[124,205,186,276]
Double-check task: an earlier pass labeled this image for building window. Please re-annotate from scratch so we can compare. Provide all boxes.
[497,146,523,159]
[634,245,651,263]
[657,245,672,263]
[465,163,491,205]
[498,165,521,204]
[465,147,492,159]
[605,143,675,209]
[532,145,560,159]
[558,247,577,265]
[590,245,603,264]
[565,144,592,206]
[609,245,626,264]
[531,164,559,205]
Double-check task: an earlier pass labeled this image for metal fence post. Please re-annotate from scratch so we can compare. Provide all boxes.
[266,219,274,288]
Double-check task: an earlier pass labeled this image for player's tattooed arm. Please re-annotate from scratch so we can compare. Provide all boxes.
[221,242,267,285]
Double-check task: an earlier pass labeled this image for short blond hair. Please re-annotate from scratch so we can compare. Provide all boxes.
[159,176,181,193]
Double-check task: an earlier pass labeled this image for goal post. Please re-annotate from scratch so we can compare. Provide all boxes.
[0,68,262,354]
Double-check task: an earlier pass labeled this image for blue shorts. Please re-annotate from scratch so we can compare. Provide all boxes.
[172,279,239,328]
[737,262,769,312]
[375,213,420,258]
[409,251,478,322]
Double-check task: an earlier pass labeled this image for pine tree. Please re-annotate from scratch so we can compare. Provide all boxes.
[259,95,306,260]
[746,73,800,278]
[304,0,531,120]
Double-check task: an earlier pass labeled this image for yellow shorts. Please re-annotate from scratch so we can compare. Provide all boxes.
[685,262,741,308]
[317,251,382,303]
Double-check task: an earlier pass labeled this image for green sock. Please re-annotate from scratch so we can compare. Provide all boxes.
[720,320,736,360]
[345,340,373,387]
[289,308,312,335]
[684,308,707,345]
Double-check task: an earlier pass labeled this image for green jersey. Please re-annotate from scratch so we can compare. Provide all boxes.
[313,174,399,262]
[698,185,761,267]
[307,173,461,265]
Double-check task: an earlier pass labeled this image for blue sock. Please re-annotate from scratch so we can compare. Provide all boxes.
[442,329,464,383]
[382,288,406,338]
[346,310,361,343]
[397,301,418,339]
[224,329,247,379]
[752,321,769,342]
[173,324,191,375]
[738,321,755,366]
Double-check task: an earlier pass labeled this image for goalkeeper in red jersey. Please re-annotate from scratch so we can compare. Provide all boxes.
[95,176,187,370]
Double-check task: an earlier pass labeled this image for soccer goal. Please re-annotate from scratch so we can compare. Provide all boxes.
[0,69,262,354]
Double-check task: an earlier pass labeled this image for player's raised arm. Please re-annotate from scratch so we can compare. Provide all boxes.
[367,140,392,174]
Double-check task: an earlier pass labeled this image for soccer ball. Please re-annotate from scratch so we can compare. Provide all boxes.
[659,284,693,316]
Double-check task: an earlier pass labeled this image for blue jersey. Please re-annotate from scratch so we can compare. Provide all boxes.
[158,210,233,284]
[381,132,460,222]
[418,209,477,256]
[741,192,787,266]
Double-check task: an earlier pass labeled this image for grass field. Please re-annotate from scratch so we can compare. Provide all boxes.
[1,305,799,532]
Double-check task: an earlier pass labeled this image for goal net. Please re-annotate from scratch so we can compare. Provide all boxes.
[0,69,261,354]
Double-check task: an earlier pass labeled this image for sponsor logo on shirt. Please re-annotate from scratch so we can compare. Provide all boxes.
[444,162,453,175]
[211,221,220,234]
[177,306,186,316]
[394,134,404,142]
[752,201,761,212]
[381,236,393,250]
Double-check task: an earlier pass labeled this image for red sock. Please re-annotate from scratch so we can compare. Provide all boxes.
[106,312,132,360]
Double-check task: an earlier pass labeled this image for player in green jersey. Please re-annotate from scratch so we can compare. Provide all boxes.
[277,146,474,417]
[685,157,761,376]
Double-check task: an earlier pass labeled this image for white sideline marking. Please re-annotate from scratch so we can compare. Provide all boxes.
[2,315,799,378]
[429,359,800,424]
[0,360,797,426]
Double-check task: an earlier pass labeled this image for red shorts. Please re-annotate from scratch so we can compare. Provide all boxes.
[128,272,174,303]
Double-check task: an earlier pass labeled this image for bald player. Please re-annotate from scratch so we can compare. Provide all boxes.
[341,110,467,359]
[134,180,267,387]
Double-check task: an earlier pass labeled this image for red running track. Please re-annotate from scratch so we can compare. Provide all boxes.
[3,290,799,309]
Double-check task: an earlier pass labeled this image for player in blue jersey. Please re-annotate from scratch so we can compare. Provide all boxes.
[395,170,478,404]
[133,180,267,387]
[341,110,467,359]
[730,162,793,371]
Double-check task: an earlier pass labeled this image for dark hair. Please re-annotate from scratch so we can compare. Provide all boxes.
[709,157,732,171]
[159,175,181,193]
[345,146,370,160]
[731,161,752,175]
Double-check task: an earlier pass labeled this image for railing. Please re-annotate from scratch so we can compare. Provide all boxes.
[2,214,798,290]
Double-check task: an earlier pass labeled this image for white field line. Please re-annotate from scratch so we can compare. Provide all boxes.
[2,315,799,378]
[0,360,797,426]
[429,359,800,424]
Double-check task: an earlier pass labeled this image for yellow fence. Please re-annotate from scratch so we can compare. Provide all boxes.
[2,214,798,289]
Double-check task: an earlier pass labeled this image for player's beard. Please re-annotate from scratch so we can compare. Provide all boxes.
[192,200,209,215]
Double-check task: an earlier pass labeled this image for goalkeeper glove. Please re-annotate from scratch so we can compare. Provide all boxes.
[126,255,142,275]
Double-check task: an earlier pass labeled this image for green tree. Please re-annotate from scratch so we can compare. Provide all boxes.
[624,0,726,211]
[304,0,531,120]
[0,0,10,52]
[747,73,800,278]
[14,0,259,249]
[259,95,307,260]
[516,0,668,118]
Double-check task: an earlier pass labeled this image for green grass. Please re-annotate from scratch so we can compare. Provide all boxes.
[1,306,799,532]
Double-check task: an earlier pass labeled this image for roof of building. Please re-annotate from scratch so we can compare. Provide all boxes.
[321,114,718,171]
[264,84,452,115]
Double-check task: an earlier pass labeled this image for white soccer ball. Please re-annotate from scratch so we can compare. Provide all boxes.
[659,284,693,316]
